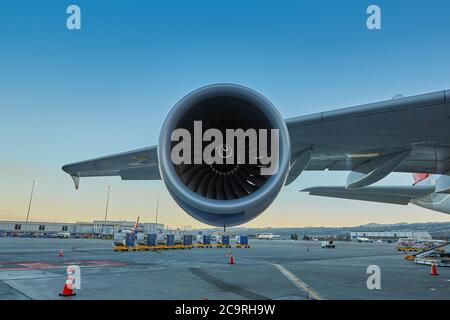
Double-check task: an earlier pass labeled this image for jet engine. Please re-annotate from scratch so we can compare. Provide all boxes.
[158,84,291,226]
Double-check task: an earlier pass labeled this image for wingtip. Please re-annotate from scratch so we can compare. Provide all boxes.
[61,164,71,174]
[71,175,80,190]
[62,164,80,190]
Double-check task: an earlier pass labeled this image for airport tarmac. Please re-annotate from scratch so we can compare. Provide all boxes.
[0,237,448,300]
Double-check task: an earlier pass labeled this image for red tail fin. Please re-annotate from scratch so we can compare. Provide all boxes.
[413,173,430,185]
[132,216,140,234]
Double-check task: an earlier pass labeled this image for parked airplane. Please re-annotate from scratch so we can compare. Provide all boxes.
[131,216,140,235]
[62,84,450,227]
[117,216,140,235]
[256,233,281,240]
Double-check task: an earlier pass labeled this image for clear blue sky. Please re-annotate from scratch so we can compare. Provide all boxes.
[1,0,450,227]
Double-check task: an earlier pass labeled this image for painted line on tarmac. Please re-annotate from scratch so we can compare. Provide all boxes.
[189,268,270,300]
[0,279,33,300]
[271,263,323,300]
[235,256,324,300]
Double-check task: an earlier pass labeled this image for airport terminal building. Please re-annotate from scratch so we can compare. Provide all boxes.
[0,220,164,237]
[350,231,432,241]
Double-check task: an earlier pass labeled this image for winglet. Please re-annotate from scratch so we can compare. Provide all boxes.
[71,175,80,190]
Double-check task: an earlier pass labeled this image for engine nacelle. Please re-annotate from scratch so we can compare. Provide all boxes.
[158,84,291,226]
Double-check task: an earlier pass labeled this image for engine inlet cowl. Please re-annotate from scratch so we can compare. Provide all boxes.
[158,84,291,226]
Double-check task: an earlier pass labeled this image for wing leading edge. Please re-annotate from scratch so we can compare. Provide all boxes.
[62,146,160,189]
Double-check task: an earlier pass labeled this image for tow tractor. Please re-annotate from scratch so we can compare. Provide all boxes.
[322,240,336,249]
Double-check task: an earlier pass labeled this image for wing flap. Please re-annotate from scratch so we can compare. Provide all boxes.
[119,166,161,180]
[302,185,435,205]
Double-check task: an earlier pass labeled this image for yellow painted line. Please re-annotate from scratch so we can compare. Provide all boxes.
[272,263,323,300]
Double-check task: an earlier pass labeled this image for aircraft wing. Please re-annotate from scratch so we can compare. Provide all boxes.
[301,185,435,205]
[62,146,160,189]
[285,90,450,187]
[62,89,450,189]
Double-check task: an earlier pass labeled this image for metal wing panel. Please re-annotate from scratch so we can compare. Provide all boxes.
[306,191,411,205]
[287,90,450,176]
[62,146,161,181]
[119,166,161,180]
[302,185,435,205]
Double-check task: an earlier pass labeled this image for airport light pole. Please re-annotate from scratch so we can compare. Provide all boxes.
[155,195,159,230]
[26,180,36,223]
[104,186,112,222]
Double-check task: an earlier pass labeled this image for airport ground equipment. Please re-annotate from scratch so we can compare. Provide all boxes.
[113,232,125,246]
[410,242,450,267]
[113,244,186,251]
[146,234,157,246]
[112,233,230,251]
[113,232,138,247]
[196,235,213,248]
[235,235,250,248]
[113,233,161,251]
[166,234,175,246]
[125,233,135,247]
[397,246,423,252]
[182,235,193,248]
[215,235,231,248]
[113,245,140,252]
[113,233,194,251]
[395,238,437,252]
[136,233,146,246]
[321,240,336,248]
[174,234,183,245]
[140,234,161,250]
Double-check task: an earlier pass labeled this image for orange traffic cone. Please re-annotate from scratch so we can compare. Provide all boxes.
[59,279,76,297]
[58,249,64,257]
[228,253,235,265]
[430,261,439,276]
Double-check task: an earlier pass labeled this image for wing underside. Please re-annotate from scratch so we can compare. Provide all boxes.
[302,185,435,205]
[61,146,160,189]
[285,89,450,185]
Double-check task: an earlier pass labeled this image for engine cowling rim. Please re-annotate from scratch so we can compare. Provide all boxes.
[158,83,291,217]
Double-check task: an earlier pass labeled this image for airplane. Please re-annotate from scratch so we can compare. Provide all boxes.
[256,233,282,240]
[131,216,140,235]
[117,216,140,236]
[62,84,450,228]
